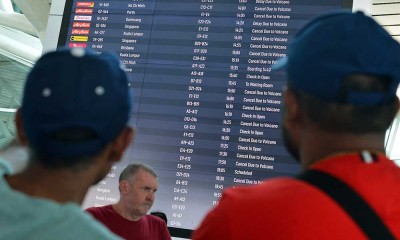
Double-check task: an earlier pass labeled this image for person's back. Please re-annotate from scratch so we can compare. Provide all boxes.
[193,154,400,239]
[0,179,117,239]
[193,11,400,240]
[0,48,134,240]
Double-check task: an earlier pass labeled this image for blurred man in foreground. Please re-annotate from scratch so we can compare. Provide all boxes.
[193,11,400,239]
[86,163,171,240]
[0,48,133,239]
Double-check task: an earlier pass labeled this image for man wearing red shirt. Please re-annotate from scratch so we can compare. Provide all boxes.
[86,163,171,240]
[193,11,400,240]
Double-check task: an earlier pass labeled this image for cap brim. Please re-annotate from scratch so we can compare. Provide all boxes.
[272,57,288,70]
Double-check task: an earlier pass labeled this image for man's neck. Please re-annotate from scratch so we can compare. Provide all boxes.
[112,202,142,221]
[300,130,386,169]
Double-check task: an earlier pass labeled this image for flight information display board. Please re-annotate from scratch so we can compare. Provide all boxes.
[58,0,353,237]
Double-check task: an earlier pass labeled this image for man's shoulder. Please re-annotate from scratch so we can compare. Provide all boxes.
[52,205,119,238]
[142,215,171,239]
[86,204,112,212]
[214,176,325,217]
[85,204,114,216]
[192,177,314,240]
[0,198,119,239]
[85,204,125,227]
[222,176,308,202]
[143,214,167,225]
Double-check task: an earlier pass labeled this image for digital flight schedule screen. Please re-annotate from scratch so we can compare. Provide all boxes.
[58,0,352,237]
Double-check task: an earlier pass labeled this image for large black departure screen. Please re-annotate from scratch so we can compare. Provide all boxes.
[58,0,352,237]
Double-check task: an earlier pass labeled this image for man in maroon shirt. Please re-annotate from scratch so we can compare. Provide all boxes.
[86,163,171,240]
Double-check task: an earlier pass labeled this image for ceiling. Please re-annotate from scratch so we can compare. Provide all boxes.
[0,53,28,148]
[0,0,48,148]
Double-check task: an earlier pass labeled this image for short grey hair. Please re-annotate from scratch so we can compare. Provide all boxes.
[119,163,157,182]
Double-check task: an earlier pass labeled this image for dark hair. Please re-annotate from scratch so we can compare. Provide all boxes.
[119,163,157,182]
[29,148,96,170]
[290,74,398,133]
[28,128,102,169]
[151,211,168,224]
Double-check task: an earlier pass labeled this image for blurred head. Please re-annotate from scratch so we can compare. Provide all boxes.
[273,11,400,160]
[119,163,158,220]
[17,48,133,173]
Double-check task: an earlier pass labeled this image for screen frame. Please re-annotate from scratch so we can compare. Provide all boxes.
[43,0,371,52]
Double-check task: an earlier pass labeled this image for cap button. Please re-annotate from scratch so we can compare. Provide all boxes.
[95,86,105,96]
[42,88,51,97]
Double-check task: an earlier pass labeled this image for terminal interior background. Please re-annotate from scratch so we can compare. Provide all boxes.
[0,1,399,239]
[0,0,399,185]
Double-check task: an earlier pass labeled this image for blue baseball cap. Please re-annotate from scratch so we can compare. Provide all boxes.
[273,11,400,105]
[21,48,132,158]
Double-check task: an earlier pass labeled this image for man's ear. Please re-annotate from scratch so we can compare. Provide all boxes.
[109,127,134,163]
[15,109,29,146]
[119,180,129,195]
[283,88,301,124]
